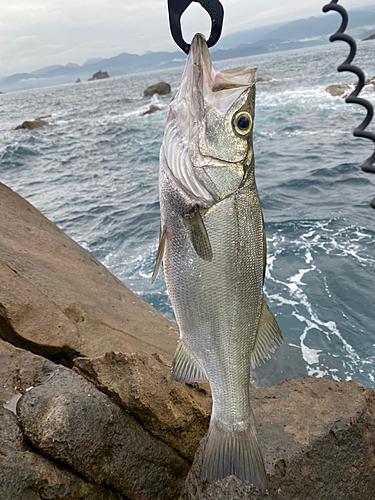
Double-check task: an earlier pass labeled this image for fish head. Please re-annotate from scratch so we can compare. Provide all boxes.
[164,33,257,203]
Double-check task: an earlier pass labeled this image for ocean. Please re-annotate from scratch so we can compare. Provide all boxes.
[0,40,374,389]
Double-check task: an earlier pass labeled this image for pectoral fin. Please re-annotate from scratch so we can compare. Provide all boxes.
[182,205,213,261]
[151,226,166,284]
[251,299,283,368]
[171,340,208,383]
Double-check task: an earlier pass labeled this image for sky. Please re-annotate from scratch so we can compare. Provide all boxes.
[1,0,375,76]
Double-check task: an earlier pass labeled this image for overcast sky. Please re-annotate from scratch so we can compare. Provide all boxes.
[0,0,374,76]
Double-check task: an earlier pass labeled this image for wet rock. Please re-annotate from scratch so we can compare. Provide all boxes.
[76,78,81,83]
[144,82,171,97]
[142,104,162,115]
[325,83,351,98]
[0,182,178,364]
[363,33,375,41]
[15,118,49,130]
[18,365,189,500]
[74,351,212,461]
[180,377,375,500]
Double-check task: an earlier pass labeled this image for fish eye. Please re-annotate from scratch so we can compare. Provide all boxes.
[233,111,252,136]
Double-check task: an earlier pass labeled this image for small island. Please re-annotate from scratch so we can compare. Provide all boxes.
[88,70,110,81]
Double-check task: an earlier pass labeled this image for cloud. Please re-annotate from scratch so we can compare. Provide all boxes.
[1,0,374,76]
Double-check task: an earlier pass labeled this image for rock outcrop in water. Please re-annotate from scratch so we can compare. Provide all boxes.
[144,82,171,97]
[142,103,163,115]
[325,78,375,98]
[14,115,51,130]
[1,182,375,499]
[325,83,351,98]
[88,70,110,81]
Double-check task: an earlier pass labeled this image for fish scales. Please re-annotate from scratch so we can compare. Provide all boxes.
[152,33,282,489]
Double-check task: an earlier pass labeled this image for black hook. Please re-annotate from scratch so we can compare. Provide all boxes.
[167,0,224,54]
[323,0,375,208]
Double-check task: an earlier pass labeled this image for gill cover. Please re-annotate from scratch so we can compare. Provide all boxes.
[162,33,257,203]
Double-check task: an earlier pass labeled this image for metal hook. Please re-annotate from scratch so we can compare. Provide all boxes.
[167,0,224,54]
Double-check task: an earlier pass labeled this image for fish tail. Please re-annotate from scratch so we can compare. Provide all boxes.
[200,415,268,490]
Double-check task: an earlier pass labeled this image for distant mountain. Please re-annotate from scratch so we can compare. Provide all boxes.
[215,22,287,49]
[83,57,104,66]
[267,10,375,41]
[217,9,375,50]
[2,8,375,93]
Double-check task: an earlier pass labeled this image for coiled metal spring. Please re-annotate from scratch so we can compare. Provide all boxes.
[323,0,375,208]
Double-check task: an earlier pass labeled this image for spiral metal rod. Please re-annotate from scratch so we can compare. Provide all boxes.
[323,0,375,208]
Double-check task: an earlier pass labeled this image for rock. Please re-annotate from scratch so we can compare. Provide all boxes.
[18,366,189,500]
[325,83,351,98]
[0,337,57,407]
[142,104,162,115]
[180,377,375,500]
[364,76,375,90]
[15,119,49,130]
[363,33,375,41]
[256,77,273,83]
[0,409,122,500]
[74,351,212,462]
[76,78,81,83]
[0,182,178,364]
[0,339,125,499]
[144,82,171,97]
[88,70,110,81]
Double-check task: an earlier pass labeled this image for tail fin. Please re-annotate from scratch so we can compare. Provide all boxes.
[200,416,268,489]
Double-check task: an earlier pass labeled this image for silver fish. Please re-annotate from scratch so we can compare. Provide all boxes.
[152,33,282,489]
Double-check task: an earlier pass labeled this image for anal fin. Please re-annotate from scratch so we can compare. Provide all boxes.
[251,299,283,368]
[171,340,208,383]
[182,205,213,261]
[151,226,166,284]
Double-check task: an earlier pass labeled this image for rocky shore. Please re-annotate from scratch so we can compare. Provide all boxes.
[1,182,375,499]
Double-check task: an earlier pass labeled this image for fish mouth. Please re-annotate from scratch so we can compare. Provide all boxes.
[185,33,215,121]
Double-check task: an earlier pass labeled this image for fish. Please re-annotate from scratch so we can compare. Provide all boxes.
[151,33,282,489]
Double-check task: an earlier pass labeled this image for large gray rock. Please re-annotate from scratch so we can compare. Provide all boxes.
[0,339,125,499]
[144,82,171,97]
[180,377,375,500]
[0,182,178,364]
[74,351,212,462]
[0,408,124,500]
[18,365,189,500]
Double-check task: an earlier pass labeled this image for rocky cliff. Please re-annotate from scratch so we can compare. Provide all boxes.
[1,182,375,499]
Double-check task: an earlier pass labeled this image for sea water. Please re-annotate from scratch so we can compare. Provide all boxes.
[1,41,374,388]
